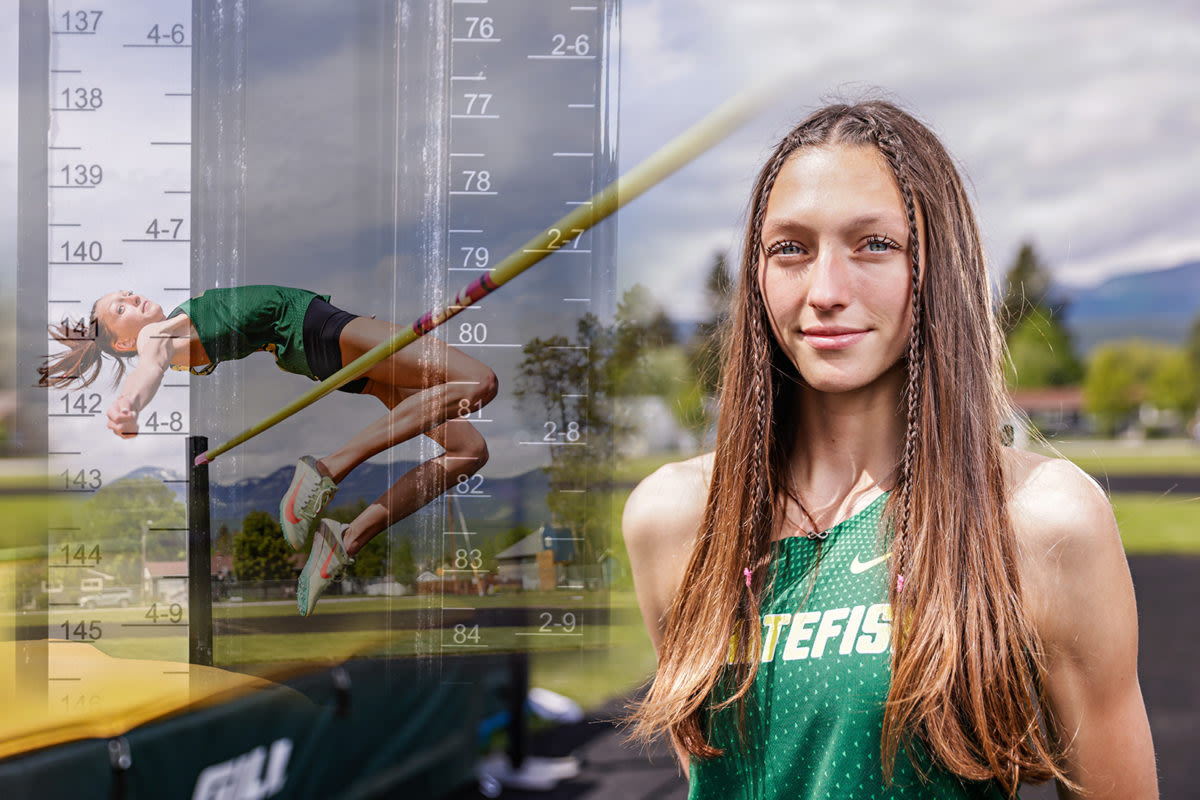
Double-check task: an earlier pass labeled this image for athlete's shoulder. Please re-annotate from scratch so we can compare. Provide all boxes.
[623,453,712,551]
[1002,448,1125,633]
[623,454,712,648]
[135,314,191,355]
[1003,447,1114,548]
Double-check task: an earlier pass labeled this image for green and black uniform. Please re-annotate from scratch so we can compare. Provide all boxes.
[689,493,1011,799]
[169,285,367,392]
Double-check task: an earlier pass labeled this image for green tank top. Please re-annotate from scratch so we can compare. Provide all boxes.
[689,493,1011,799]
[169,285,327,378]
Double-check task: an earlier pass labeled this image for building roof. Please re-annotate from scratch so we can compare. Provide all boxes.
[143,561,187,579]
[496,525,579,563]
[144,555,237,578]
[496,531,545,562]
[1009,386,1084,413]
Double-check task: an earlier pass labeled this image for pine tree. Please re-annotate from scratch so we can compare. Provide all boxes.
[999,242,1082,387]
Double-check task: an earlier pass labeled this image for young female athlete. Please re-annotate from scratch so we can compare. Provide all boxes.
[623,102,1157,798]
[39,285,497,616]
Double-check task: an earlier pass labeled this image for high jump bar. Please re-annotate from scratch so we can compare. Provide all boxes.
[196,82,778,465]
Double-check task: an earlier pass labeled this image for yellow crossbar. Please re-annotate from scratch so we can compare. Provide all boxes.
[197,83,775,465]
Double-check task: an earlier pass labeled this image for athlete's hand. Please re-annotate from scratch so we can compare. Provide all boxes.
[106,397,139,438]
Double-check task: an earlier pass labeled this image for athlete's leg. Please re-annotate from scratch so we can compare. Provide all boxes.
[314,317,497,485]
[337,409,486,556]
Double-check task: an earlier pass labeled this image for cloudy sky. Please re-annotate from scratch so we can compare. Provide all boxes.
[3,0,1198,485]
[615,0,1200,318]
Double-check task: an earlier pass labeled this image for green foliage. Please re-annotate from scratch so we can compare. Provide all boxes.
[1187,313,1200,374]
[1004,313,1083,388]
[1149,350,1200,419]
[689,251,733,398]
[233,510,294,581]
[611,285,680,397]
[478,526,532,573]
[998,243,1081,388]
[998,242,1053,334]
[73,478,187,586]
[1082,340,1192,435]
[515,315,625,561]
[214,524,234,558]
[391,537,417,585]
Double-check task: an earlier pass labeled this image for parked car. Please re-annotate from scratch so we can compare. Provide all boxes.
[78,587,134,609]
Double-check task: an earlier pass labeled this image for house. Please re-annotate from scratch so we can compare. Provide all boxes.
[78,567,117,594]
[495,525,580,591]
[142,554,235,601]
[1008,386,1085,438]
[143,561,187,602]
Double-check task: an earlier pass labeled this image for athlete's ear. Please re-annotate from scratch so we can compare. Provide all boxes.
[113,337,136,353]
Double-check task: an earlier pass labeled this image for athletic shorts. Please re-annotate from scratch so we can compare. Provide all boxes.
[302,296,369,394]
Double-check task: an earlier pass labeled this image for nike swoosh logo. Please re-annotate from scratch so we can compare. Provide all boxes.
[320,547,337,580]
[849,553,891,574]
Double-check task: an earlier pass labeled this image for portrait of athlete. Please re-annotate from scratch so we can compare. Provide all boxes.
[623,102,1158,798]
[39,285,497,616]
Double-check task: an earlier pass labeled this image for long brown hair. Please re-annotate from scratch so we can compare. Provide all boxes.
[628,101,1070,796]
[37,299,131,389]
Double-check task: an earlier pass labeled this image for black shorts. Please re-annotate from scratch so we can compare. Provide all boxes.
[302,297,369,394]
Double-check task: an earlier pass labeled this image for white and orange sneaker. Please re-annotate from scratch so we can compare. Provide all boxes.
[297,519,354,617]
[279,456,337,550]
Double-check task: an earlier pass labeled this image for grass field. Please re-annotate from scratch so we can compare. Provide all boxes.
[4,441,1197,718]
[1031,438,1200,476]
[1112,493,1200,553]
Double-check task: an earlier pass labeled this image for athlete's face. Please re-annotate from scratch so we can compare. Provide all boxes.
[759,143,920,395]
[95,290,165,352]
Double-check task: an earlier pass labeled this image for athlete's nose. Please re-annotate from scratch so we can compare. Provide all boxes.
[806,247,851,311]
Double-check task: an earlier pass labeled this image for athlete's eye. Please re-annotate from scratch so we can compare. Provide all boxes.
[864,235,901,253]
[765,240,803,257]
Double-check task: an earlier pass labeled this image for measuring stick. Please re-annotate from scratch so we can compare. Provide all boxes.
[196,83,776,465]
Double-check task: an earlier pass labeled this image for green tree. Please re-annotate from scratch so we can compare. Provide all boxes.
[72,477,187,587]
[998,242,1053,334]
[689,250,733,397]
[391,538,417,586]
[233,511,294,581]
[1083,341,1169,435]
[515,315,625,564]
[1149,350,1200,420]
[214,524,234,558]
[998,242,1081,388]
[1004,313,1084,389]
[1187,313,1200,374]
[611,285,667,397]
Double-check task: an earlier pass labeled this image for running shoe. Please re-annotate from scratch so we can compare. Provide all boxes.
[279,455,338,550]
[297,519,354,617]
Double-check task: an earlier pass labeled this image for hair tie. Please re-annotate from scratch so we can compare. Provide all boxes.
[895,573,905,593]
[743,567,753,590]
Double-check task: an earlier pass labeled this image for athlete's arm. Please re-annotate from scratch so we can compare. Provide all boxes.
[1012,457,1158,799]
[105,320,179,438]
[623,454,710,774]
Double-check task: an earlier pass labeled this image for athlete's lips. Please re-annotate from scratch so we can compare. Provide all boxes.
[800,325,869,350]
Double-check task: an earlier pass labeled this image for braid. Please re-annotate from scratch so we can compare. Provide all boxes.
[743,280,774,598]
[739,138,802,601]
[872,122,925,583]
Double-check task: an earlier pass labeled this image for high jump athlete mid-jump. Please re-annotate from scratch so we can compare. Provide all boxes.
[40,285,497,615]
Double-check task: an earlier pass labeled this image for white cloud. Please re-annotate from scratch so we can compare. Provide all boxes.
[616,0,1200,308]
